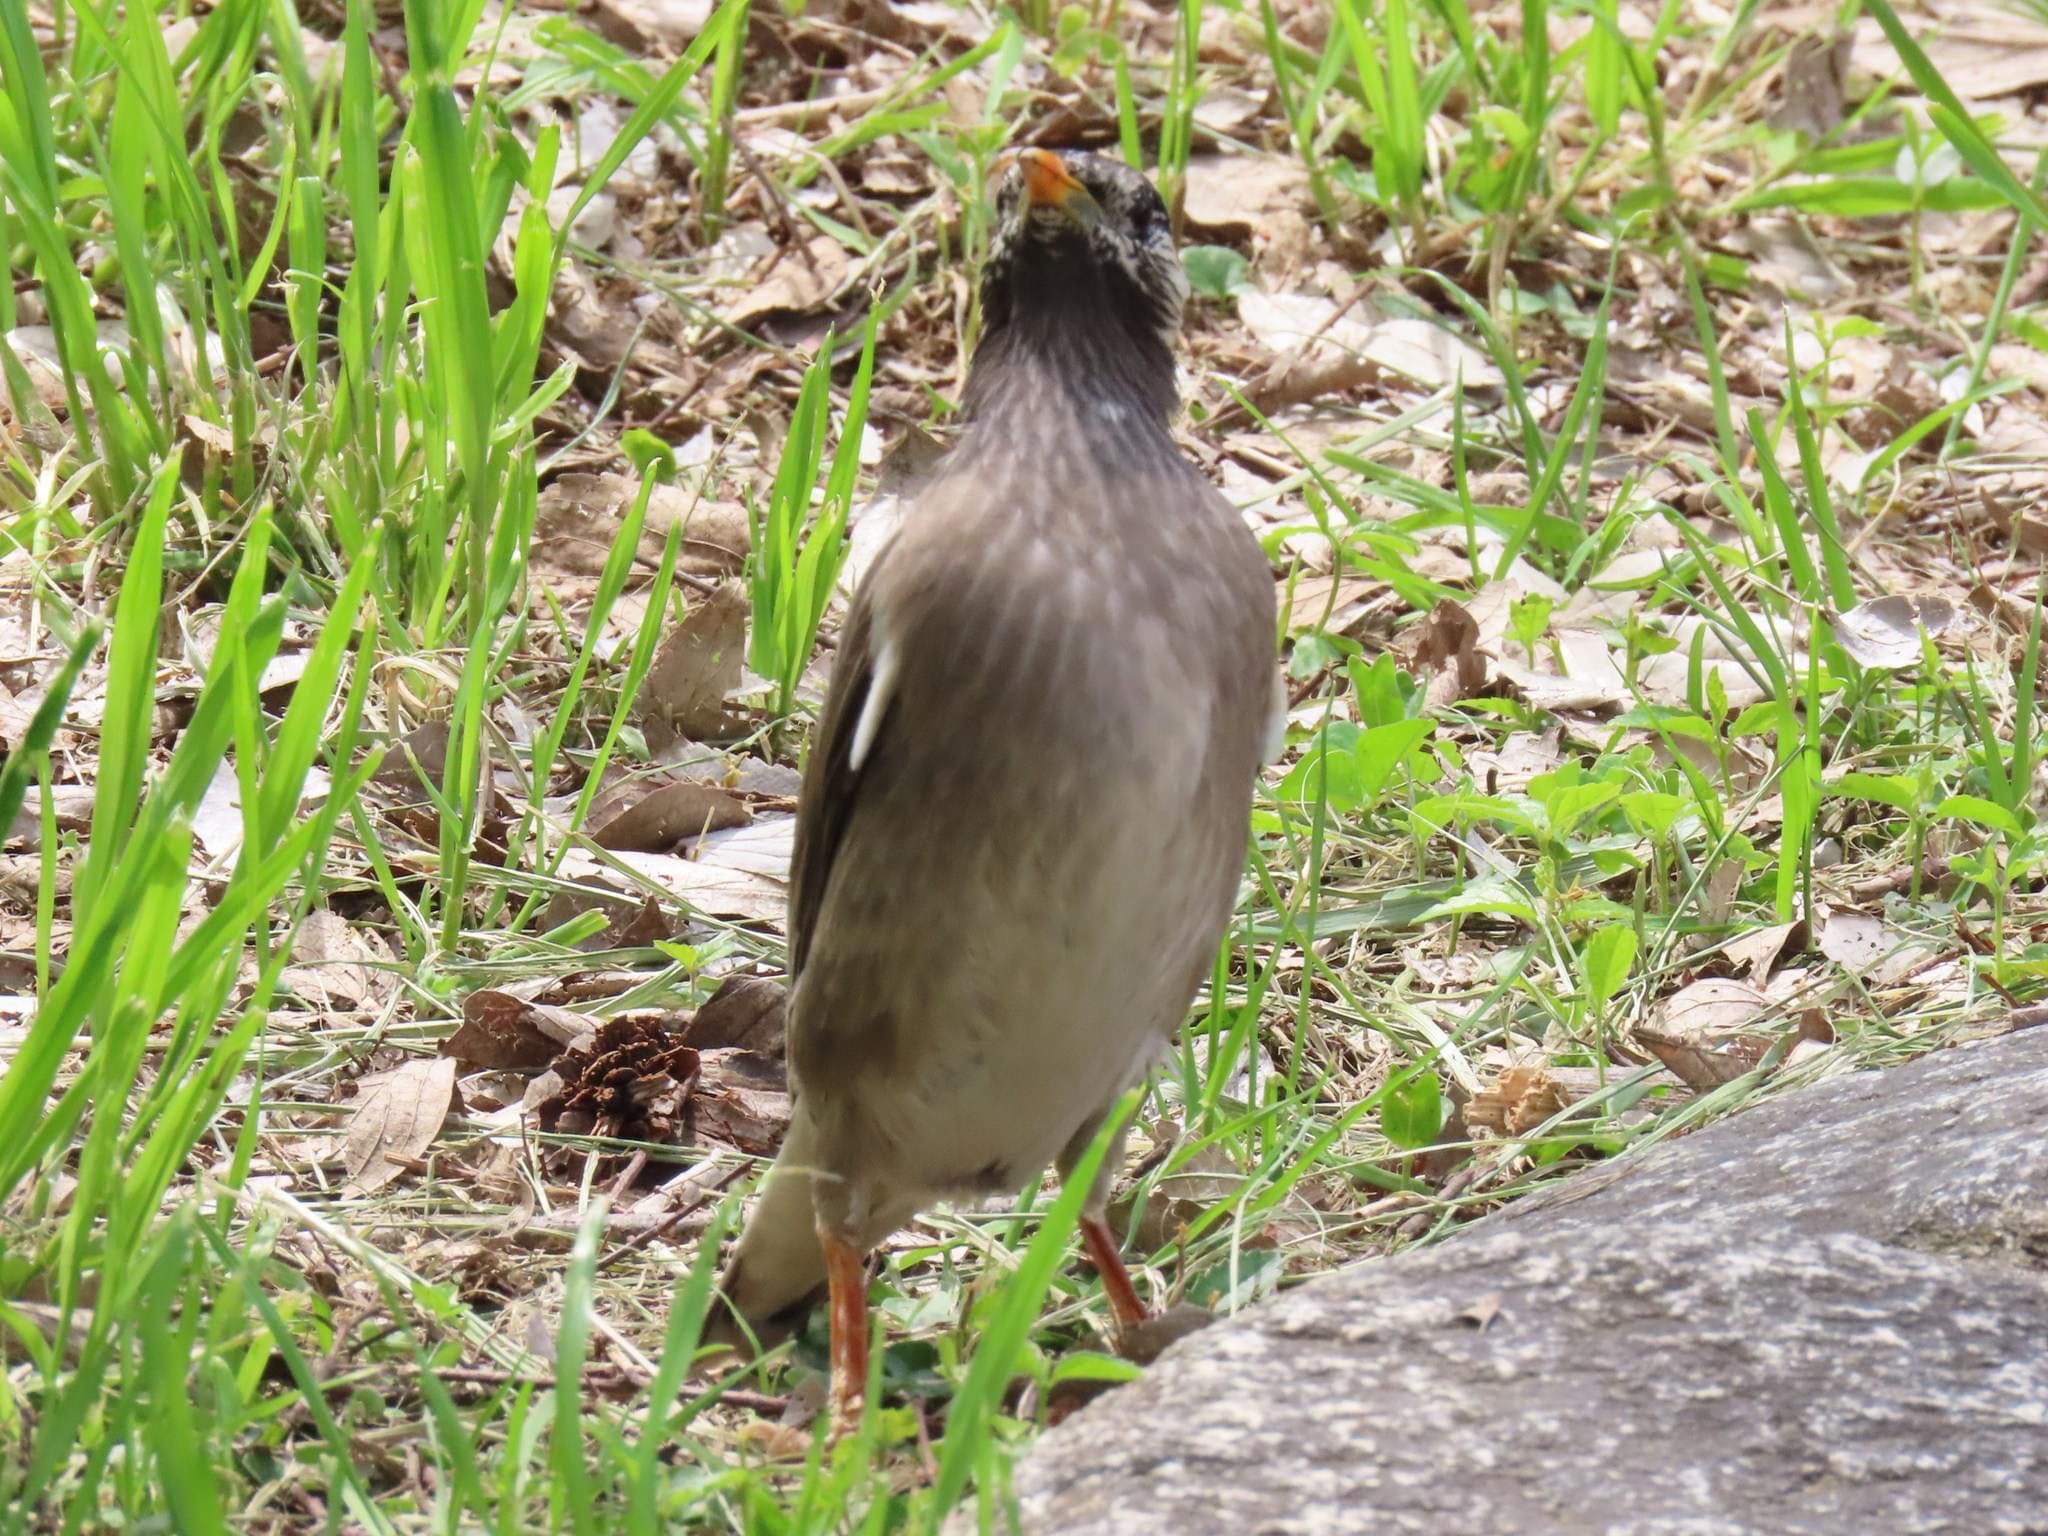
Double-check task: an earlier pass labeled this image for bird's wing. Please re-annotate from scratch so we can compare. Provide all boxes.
[788,590,888,977]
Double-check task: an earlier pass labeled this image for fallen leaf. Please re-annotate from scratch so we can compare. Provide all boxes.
[584,0,714,50]
[1464,1065,1573,1137]
[1815,909,1888,973]
[1183,153,1313,250]
[684,975,788,1055]
[1111,1143,1239,1253]
[535,474,749,584]
[1402,598,1489,709]
[1633,978,1774,1089]
[1831,595,1962,671]
[1237,292,1501,390]
[687,816,796,880]
[639,581,748,750]
[190,760,247,860]
[445,989,593,1070]
[1279,571,1385,634]
[371,722,454,798]
[722,234,850,328]
[282,910,393,1013]
[557,846,787,925]
[591,777,752,851]
[1455,1292,1504,1331]
[344,1057,457,1194]
[1720,920,1806,984]
[1494,630,1629,714]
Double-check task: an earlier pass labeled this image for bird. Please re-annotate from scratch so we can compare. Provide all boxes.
[706,145,1280,1433]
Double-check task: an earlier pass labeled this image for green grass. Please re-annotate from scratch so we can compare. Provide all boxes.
[3,0,2045,1529]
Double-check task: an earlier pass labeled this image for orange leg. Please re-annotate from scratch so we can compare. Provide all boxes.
[819,1225,869,1437]
[1079,1215,1149,1338]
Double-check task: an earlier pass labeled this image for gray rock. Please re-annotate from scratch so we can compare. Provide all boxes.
[998,1031,2048,1536]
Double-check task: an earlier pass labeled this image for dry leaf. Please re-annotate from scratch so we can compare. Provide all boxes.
[1279,571,1385,634]
[591,777,752,851]
[1465,1066,1573,1137]
[1112,1143,1240,1253]
[1495,630,1629,714]
[344,1057,457,1194]
[1720,920,1805,984]
[282,910,393,1013]
[1830,595,1962,671]
[685,975,788,1055]
[1184,156,1312,243]
[1237,292,1501,390]
[1456,1292,1504,1331]
[1633,978,1774,1089]
[1816,910,1889,974]
[722,234,850,327]
[556,847,787,925]
[687,817,796,880]
[639,582,748,749]
[445,989,592,1070]
[1403,598,1489,708]
[584,0,714,49]
[535,474,749,584]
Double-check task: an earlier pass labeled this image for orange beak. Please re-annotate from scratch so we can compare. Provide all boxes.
[995,147,1103,226]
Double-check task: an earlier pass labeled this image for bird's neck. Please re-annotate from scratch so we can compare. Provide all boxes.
[961,280,1181,439]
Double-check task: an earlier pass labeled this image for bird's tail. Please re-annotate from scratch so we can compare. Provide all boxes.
[705,1108,830,1350]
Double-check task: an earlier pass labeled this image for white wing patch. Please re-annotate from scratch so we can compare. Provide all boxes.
[849,624,898,773]
[1261,671,1289,764]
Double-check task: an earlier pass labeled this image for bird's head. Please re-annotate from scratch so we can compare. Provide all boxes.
[974,147,1188,412]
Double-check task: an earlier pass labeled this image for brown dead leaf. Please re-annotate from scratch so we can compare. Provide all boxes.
[1464,728,1565,794]
[1455,1292,1504,1332]
[1495,630,1629,714]
[722,234,850,328]
[1768,30,1852,140]
[685,1047,791,1156]
[1830,595,1963,671]
[555,846,787,926]
[639,581,748,750]
[535,474,749,585]
[1632,978,1774,1089]
[1279,571,1386,634]
[1719,919,1806,984]
[445,989,594,1071]
[1111,1143,1240,1253]
[371,721,453,799]
[1464,1066,1573,1137]
[1702,860,1744,928]
[1403,598,1489,709]
[1187,152,1310,247]
[1237,292,1501,390]
[282,910,393,1013]
[1850,7,2048,100]
[344,1057,457,1194]
[584,0,713,50]
[590,776,751,851]
[684,974,788,1055]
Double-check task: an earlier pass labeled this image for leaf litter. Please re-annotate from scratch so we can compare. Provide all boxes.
[7,0,2048,1520]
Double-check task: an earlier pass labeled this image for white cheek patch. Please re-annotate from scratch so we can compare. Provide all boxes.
[849,626,899,774]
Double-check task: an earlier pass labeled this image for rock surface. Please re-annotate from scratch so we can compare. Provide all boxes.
[996,1031,2048,1536]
